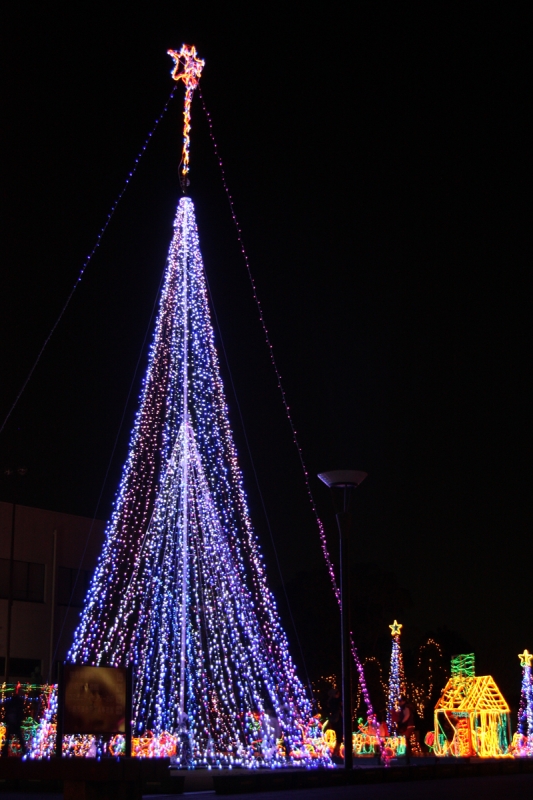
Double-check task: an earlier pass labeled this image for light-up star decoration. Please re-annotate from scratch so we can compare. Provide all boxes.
[519,649,533,667]
[390,620,403,636]
[167,44,205,192]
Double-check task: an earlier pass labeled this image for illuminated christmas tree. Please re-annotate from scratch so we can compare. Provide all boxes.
[387,620,406,734]
[68,46,318,766]
[69,193,316,764]
[514,649,533,757]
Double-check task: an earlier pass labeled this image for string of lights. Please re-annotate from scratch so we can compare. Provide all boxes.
[0,85,178,437]
[198,86,376,724]
[410,638,446,718]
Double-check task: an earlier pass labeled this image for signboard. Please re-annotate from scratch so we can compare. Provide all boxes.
[61,664,128,735]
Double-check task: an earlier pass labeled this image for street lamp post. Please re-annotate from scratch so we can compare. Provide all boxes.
[318,470,367,771]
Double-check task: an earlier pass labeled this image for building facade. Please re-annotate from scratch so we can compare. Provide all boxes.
[0,502,105,683]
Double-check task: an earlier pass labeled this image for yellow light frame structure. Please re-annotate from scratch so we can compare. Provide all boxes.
[434,673,511,758]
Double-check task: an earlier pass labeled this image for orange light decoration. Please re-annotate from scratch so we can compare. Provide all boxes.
[1,682,56,758]
[321,721,406,759]
[352,723,406,758]
[410,638,446,719]
[167,45,205,192]
[433,655,512,758]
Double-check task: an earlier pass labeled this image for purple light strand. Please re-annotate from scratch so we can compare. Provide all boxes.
[198,85,375,723]
[0,86,178,437]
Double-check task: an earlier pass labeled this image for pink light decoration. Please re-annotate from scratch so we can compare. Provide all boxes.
[198,86,377,727]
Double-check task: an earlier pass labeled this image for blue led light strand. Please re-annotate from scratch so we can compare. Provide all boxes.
[0,86,178,437]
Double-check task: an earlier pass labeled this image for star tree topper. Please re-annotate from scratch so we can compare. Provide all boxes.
[389,620,402,636]
[519,649,533,667]
[167,44,205,89]
[167,45,205,191]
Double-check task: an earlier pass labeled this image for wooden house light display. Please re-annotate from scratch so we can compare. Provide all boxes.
[433,654,511,758]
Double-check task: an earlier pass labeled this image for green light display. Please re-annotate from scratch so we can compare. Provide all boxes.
[451,653,475,679]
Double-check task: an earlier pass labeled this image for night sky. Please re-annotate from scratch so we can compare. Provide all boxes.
[1,6,530,704]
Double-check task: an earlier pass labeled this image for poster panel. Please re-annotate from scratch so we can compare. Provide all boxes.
[62,664,127,734]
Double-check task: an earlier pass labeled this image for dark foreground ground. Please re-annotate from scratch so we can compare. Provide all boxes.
[179,773,531,799]
[2,758,533,798]
[0,773,531,799]
[0,772,532,800]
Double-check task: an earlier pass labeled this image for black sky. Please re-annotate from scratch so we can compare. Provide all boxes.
[1,5,531,701]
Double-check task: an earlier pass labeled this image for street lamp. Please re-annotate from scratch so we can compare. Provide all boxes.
[318,469,367,771]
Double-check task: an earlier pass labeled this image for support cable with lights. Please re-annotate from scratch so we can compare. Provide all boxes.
[204,268,314,699]
[0,86,178,437]
[199,85,376,723]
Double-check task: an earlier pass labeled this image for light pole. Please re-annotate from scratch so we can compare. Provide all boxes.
[318,470,367,771]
